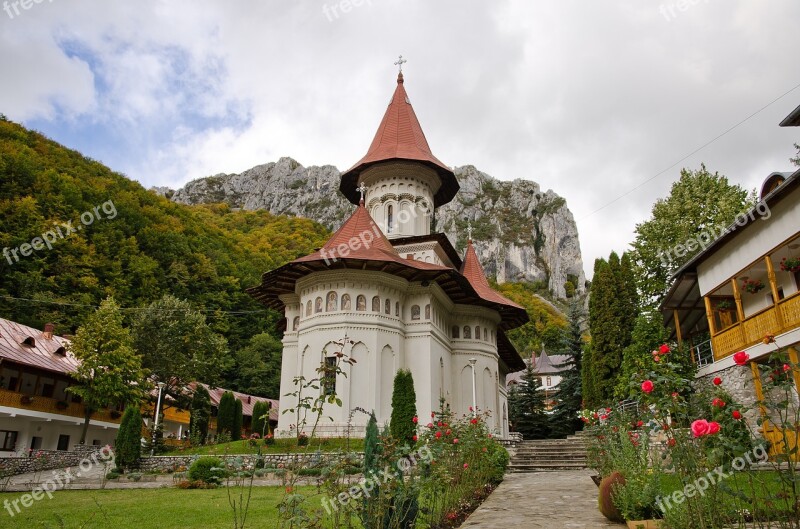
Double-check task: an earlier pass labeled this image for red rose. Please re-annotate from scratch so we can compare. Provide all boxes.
[412,435,418,442]
[660,344,670,355]
[708,421,721,435]
[713,377,722,386]
[641,380,654,393]
[470,418,478,425]
[712,398,725,408]
[732,410,742,420]
[412,416,418,424]
[636,420,643,427]
[463,463,468,469]
[431,412,435,418]
[733,351,749,365]
[446,429,452,436]
[691,419,710,438]
[600,414,608,420]
[453,438,459,444]
[668,438,677,447]
[784,364,791,373]
[427,422,434,429]
[435,431,442,439]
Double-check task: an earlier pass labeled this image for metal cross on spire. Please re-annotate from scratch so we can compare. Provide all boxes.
[357,182,367,204]
[467,221,473,242]
[394,55,407,73]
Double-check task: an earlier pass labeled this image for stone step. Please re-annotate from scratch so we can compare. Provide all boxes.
[508,463,588,472]
[512,455,587,462]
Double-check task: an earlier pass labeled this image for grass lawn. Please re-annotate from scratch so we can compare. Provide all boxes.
[0,486,319,529]
[164,437,364,456]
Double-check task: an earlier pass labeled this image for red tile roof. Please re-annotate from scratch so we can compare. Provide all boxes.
[460,240,525,311]
[340,73,459,207]
[0,318,77,375]
[194,382,279,423]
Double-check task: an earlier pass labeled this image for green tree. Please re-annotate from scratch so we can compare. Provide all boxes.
[390,370,417,445]
[131,294,231,394]
[217,391,237,438]
[189,385,212,445]
[251,400,271,438]
[115,406,142,471]
[233,398,243,440]
[67,297,146,444]
[233,332,282,398]
[509,364,550,439]
[630,164,753,307]
[549,301,586,438]
[614,311,670,400]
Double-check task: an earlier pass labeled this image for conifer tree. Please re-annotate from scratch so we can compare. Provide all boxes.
[390,370,417,445]
[115,406,142,471]
[189,385,212,444]
[550,301,586,438]
[509,363,550,440]
[217,391,236,438]
[251,401,271,437]
[233,398,243,440]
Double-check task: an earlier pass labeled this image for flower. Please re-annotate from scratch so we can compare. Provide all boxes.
[668,438,677,447]
[713,377,722,386]
[469,406,474,412]
[733,351,750,365]
[470,418,478,425]
[453,438,459,444]
[732,410,742,420]
[431,411,435,418]
[446,429,452,436]
[708,421,721,435]
[435,431,442,439]
[784,364,791,373]
[600,414,608,420]
[712,398,726,408]
[427,422,434,429]
[654,356,661,363]
[412,435,418,442]
[691,419,710,438]
[437,421,443,427]
[412,416,418,424]
[764,333,776,344]
[641,380,654,393]
[636,420,643,427]
[482,447,488,452]
[659,344,670,354]
[463,463,468,469]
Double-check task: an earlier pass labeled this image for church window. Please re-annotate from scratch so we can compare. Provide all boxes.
[452,326,460,338]
[326,291,338,311]
[372,296,381,312]
[424,304,431,319]
[323,357,337,396]
[384,298,391,314]
[306,300,312,317]
[411,305,420,320]
[357,295,367,311]
[475,326,481,340]
[484,328,488,341]
[395,301,400,316]
[387,205,394,234]
[292,317,299,331]
[463,326,471,339]
[315,297,323,313]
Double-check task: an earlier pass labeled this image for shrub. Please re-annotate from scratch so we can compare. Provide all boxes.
[189,385,211,445]
[188,456,226,485]
[251,401,271,437]
[297,433,308,447]
[115,406,142,471]
[126,472,143,482]
[264,433,275,446]
[217,392,236,437]
[105,471,121,480]
[233,398,243,441]
[390,370,417,445]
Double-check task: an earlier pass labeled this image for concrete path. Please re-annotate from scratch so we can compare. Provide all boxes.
[462,470,625,528]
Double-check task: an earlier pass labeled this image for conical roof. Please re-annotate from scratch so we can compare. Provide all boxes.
[460,240,526,311]
[340,72,459,207]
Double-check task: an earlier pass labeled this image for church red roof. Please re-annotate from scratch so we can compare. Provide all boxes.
[340,73,459,207]
[460,240,525,311]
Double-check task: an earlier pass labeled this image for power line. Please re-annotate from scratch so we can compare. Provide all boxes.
[579,80,800,221]
[0,295,269,315]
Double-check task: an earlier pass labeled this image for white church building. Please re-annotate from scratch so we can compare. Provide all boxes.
[248,71,528,437]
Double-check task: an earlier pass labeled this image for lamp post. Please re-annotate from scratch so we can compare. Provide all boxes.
[151,381,166,456]
[468,358,477,417]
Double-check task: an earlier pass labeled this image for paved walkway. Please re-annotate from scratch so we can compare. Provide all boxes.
[462,470,625,528]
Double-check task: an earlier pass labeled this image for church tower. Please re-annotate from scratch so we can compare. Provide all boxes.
[339,70,459,241]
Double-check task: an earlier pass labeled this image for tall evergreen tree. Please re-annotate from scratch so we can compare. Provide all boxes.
[67,297,146,444]
[390,370,417,445]
[115,406,142,471]
[549,301,586,438]
[217,391,236,438]
[233,398,243,439]
[509,363,550,439]
[614,311,669,400]
[251,401,271,437]
[189,385,212,444]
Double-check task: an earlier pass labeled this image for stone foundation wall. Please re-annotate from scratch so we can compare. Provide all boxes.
[137,452,364,472]
[696,365,761,436]
[0,445,110,477]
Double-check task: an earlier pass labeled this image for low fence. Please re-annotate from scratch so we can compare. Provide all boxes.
[137,452,365,473]
[0,445,109,477]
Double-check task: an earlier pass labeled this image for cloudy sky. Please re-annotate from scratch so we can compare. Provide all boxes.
[1,1,799,278]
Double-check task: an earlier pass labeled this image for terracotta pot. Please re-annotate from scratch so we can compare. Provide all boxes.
[626,520,662,529]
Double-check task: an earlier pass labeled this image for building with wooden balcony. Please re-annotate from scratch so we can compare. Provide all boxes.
[661,104,800,450]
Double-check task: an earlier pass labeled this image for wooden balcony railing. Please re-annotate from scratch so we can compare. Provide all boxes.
[712,291,800,360]
[0,387,121,423]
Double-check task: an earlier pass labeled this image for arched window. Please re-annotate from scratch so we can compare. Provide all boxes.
[411,305,421,320]
[357,295,367,311]
[395,301,400,316]
[491,330,495,343]
[387,205,394,234]
[452,326,460,338]
[475,326,480,340]
[292,317,299,331]
[372,296,381,312]
[484,328,488,341]
[326,291,338,312]
[306,300,312,317]
[384,298,391,314]
[341,294,352,311]
[463,326,471,339]
[315,297,323,313]
[424,304,431,319]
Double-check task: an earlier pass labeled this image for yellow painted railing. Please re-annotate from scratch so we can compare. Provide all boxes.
[163,407,191,424]
[0,387,121,423]
[763,424,800,461]
[712,291,800,360]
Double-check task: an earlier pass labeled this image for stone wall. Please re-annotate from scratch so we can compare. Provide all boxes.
[0,445,110,477]
[696,365,761,436]
[137,452,364,472]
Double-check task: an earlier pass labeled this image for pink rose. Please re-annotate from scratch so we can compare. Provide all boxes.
[641,380,654,394]
[691,419,710,438]
[733,351,749,366]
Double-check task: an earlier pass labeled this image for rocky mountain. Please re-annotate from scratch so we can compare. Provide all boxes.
[167,157,586,299]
